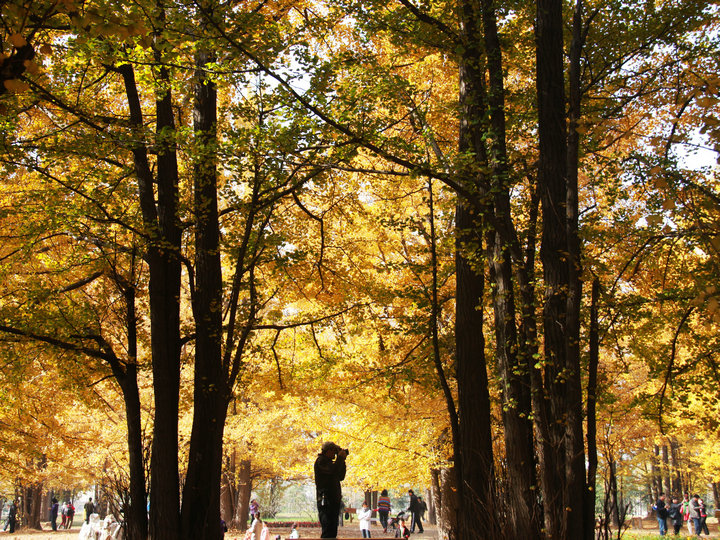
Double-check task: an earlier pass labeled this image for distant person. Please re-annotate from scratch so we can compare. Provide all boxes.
[358,501,372,538]
[84,497,95,524]
[681,493,692,534]
[7,499,17,533]
[699,497,710,535]
[653,492,667,535]
[668,496,683,535]
[66,501,75,529]
[249,499,260,522]
[376,489,391,533]
[689,494,702,535]
[50,497,59,531]
[314,441,347,538]
[60,501,68,529]
[247,516,268,540]
[406,489,424,534]
[418,496,427,521]
[289,522,300,538]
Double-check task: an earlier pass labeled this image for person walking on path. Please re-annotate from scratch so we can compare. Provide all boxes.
[653,493,668,536]
[84,497,95,524]
[50,497,59,531]
[668,496,683,536]
[376,489,391,533]
[407,489,424,534]
[314,441,347,538]
[689,494,702,536]
[699,498,710,535]
[7,500,17,533]
[66,501,75,529]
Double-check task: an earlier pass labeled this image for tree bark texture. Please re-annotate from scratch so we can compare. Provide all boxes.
[536,0,586,535]
[480,0,541,535]
[455,2,500,538]
[432,467,459,540]
[119,48,183,540]
[180,45,228,540]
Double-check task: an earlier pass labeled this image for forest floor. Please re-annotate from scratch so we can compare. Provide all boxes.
[3,520,720,539]
[0,523,441,539]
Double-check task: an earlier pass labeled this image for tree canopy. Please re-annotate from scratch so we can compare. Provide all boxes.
[1,0,719,539]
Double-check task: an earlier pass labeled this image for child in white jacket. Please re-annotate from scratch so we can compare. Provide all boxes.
[358,501,373,538]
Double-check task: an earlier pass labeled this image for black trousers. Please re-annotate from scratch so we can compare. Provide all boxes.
[318,502,341,538]
[411,511,424,533]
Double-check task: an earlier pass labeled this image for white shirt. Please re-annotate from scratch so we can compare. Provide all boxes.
[358,507,372,530]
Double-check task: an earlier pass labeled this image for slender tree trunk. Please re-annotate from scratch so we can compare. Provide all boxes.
[235,459,252,531]
[586,276,600,539]
[180,41,228,540]
[651,444,661,503]
[536,0,587,535]
[565,0,588,536]
[670,439,682,494]
[455,2,499,538]
[662,445,672,497]
[119,35,183,539]
[479,0,541,536]
[609,459,620,527]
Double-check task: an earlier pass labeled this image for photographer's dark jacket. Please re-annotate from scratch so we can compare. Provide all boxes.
[314,453,346,506]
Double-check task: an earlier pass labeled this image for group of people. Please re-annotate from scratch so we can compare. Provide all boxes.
[49,497,77,530]
[2,500,17,533]
[654,492,711,536]
[314,441,428,538]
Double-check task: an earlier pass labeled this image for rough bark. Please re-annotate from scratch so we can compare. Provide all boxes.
[180,43,228,540]
[670,438,682,494]
[235,460,252,530]
[119,36,183,539]
[479,0,541,536]
[455,2,499,538]
[536,0,585,535]
[432,467,459,540]
[586,276,600,538]
[566,0,589,536]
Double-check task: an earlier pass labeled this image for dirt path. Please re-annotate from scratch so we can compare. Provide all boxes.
[1,524,439,539]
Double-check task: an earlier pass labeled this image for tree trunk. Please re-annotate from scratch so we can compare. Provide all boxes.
[119,44,182,540]
[24,482,43,530]
[456,2,499,538]
[536,0,585,535]
[586,276,600,537]
[180,42,228,540]
[479,0,541,535]
[235,459,252,530]
[651,445,660,503]
[565,0,588,537]
[432,467,458,540]
[670,438,682,495]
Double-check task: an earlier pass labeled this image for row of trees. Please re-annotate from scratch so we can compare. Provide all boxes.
[1,0,719,539]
